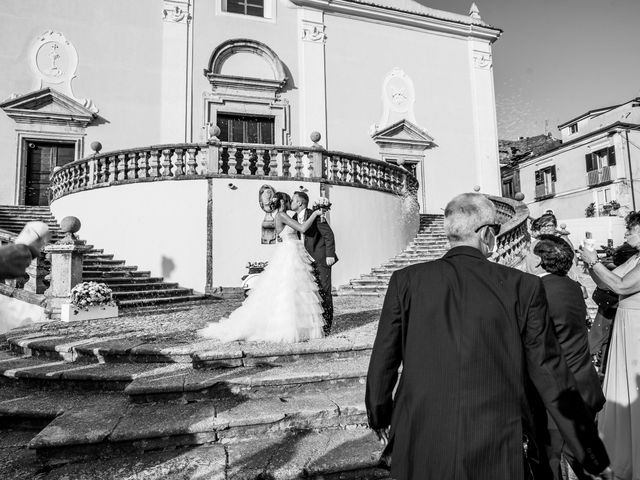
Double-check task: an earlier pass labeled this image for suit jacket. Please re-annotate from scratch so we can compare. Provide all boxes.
[541,274,605,414]
[293,208,337,267]
[365,246,609,480]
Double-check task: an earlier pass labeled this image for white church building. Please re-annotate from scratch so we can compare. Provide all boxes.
[0,0,504,291]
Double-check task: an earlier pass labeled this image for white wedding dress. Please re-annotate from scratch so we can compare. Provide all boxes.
[198,224,325,343]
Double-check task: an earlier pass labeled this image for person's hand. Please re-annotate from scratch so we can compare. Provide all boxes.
[374,427,390,446]
[0,244,33,280]
[579,246,599,265]
[326,256,336,267]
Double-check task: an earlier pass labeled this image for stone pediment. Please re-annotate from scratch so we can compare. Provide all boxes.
[372,119,435,149]
[0,88,96,127]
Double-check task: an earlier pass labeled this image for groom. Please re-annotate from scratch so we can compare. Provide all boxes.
[291,191,337,335]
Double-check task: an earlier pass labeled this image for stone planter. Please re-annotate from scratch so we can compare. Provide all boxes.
[60,303,118,322]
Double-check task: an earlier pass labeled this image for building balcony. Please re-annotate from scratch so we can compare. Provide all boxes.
[534,182,555,200]
[587,165,615,187]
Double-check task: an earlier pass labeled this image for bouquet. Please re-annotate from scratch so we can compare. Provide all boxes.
[311,197,332,222]
[70,282,117,312]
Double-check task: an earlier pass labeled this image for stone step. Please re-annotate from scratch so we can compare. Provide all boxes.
[6,427,389,479]
[0,351,161,390]
[83,252,114,259]
[82,266,140,274]
[29,385,372,467]
[117,294,208,309]
[126,355,369,403]
[82,258,126,266]
[106,281,179,291]
[82,270,150,278]
[82,275,165,284]
[111,288,193,301]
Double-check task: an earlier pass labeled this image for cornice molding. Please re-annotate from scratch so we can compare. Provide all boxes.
[288,0,502,42]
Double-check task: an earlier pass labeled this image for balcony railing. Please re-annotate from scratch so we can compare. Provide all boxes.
[49,141,418,201]
[534,182,555,200]
[587,165,614,187]
[487,195,530,268]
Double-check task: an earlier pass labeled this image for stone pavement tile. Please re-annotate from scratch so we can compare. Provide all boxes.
[59,362,169,382]
[0,444,40,480]
[214,396,288,430]
[325,384,366,418]
[0,428,36,447]
[41,445,226,480]
[29,397,129,448]
[304,428,384,476]
[1,357,70,379]
[109,400,218,442]
[124,371,186,396]
[226,435,292,479]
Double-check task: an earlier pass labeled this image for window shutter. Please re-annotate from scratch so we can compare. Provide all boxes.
[608,146,616,166]
[551,165,557,182]
[535,170,543,185]
[585,153,594,172]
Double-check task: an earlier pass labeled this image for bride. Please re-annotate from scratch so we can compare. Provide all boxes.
[199,192,326,343]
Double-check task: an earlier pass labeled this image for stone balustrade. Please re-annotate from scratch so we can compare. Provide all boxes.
[49,138,415,201]
[487,194,531,268]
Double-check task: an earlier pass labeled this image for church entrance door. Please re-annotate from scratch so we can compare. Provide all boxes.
[25,141,75,206]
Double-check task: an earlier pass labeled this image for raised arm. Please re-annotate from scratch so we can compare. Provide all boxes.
[276,210,321,233]
[588,261,640,295]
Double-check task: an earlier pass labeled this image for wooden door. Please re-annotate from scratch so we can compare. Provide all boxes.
[25,141,75,206]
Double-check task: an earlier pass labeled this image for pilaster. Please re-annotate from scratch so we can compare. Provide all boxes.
[468,39,500,194]
[161,0,192,143]
[297,8,328,146]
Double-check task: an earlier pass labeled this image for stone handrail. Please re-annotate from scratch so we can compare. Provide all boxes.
[49,141,416,201]
[487,194,531,268]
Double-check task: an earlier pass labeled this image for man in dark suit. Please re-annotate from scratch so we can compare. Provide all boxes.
[291,191,337,335]
[365,193,611,480]
[534,235,606,480]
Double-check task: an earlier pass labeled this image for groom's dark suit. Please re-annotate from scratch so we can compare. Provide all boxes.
[293,208,337,333]
[366,246,609,480]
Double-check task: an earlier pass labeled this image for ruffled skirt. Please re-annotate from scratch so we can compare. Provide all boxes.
[198,238,324,343]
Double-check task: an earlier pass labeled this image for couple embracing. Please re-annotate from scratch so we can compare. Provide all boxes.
[199,191,337,343]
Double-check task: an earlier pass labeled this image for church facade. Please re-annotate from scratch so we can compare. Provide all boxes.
[0,0,502,213]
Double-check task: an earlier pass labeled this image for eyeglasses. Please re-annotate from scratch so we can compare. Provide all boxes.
[475,223,501,236]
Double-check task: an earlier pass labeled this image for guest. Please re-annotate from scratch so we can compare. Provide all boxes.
[534,234,606,480]
[366,193,611,480]
[0,244,33,281]
[581,212,640,480]
[589,242,638,375]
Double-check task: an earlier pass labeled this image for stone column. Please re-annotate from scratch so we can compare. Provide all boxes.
[298,8,328,145]
[44,216,91,318]
[161,0,192,143]
[468,39,501,195]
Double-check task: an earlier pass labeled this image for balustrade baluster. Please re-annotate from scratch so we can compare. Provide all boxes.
[383,167,391,190]
[305,152,315,178]
[220,147,230,174]
[294,151,304,178]
[256,149,266,175]
[100,157,109,183]
[340,157,349,182]
[116,153,126,180]
[269,149,279,176]
[137,151,149,178]
[362,162,370,186]
[330,156,339,181]
[174,148,185,176]
[226,147,237,174]
[282,151,291,177]
[148,150,161,177]
[127,152,138,179]
[161,149,173,176]
[107,155,116,181]
[248,150,258,175]
[241,149,252,175]
[186,147,198,175]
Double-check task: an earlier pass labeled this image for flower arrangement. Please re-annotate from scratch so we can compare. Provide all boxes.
[311,197,332,212]
[246,261,268,273]
[585,202,595,218]
[311,197,332,222]
[70,282,116,312]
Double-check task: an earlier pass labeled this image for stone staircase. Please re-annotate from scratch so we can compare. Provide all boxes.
[0,314,389,479]
[338,214,449,296]
[0,205,211,312]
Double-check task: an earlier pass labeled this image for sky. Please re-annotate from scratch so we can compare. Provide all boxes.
[418,0,640,140]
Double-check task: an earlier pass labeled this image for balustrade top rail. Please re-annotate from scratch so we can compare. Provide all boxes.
[487,194,531,268]
[49,142,417,201]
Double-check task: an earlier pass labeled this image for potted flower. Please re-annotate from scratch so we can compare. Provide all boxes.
[61,281,118,322]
